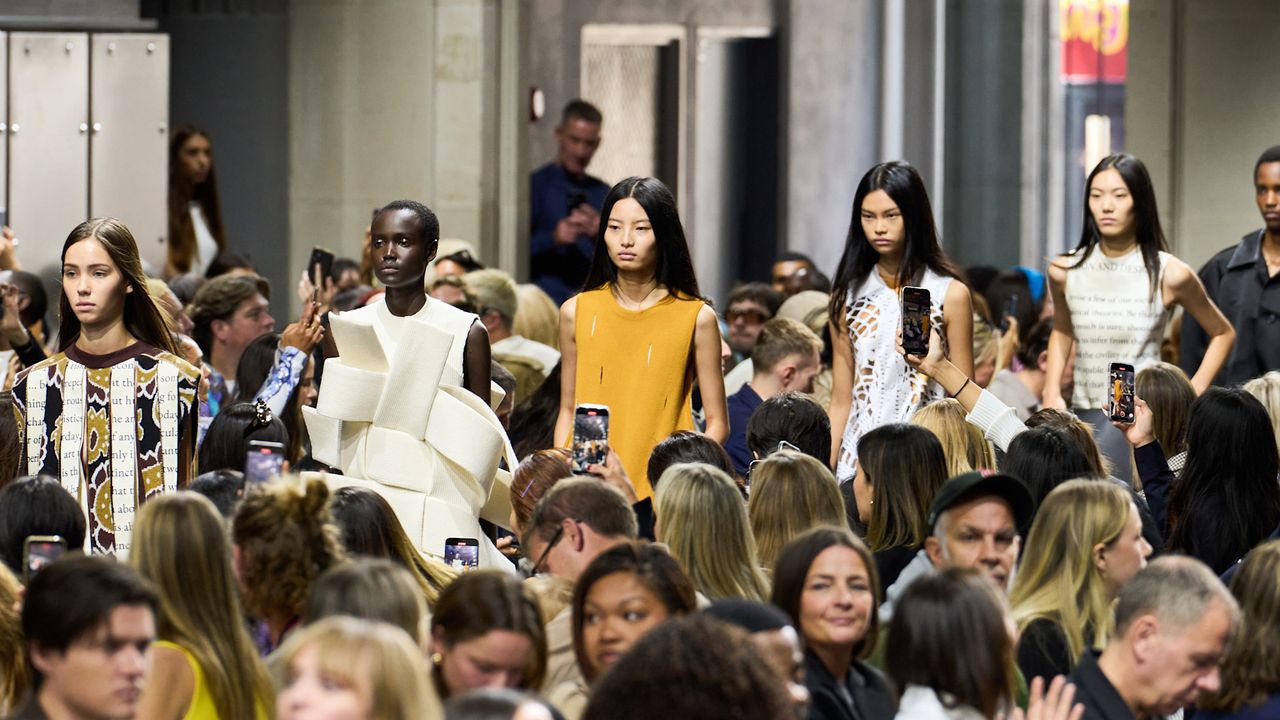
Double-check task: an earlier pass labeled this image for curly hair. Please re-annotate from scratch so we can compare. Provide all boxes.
[232,478,347,621]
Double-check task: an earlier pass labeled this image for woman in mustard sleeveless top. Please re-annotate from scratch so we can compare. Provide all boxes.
[131,492,273,719]
[555,176,728,500]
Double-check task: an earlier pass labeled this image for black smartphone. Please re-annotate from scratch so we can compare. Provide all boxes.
[567,191,588,214]
[901,286,931,356]
[309,247,335,286]
[444,537,480,571]
[1109,362,1135,423]
[572,404,610,474]
[1001,292,1020,333]
[245,440,287,484]
[24,535,66,584]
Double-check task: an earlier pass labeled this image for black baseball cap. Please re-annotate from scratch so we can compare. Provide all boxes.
[928,470,1034,532]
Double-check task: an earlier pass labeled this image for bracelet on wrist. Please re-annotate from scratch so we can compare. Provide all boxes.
[950,378,972,399]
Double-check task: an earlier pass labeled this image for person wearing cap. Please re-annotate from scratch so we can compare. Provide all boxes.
[703,599,810,719]
[880,469,1033,622]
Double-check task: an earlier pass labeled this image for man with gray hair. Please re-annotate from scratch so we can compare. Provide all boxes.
[465,268,559,403]
[1068,556,1239,720]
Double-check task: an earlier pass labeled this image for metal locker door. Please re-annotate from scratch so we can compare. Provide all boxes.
[7,33,90,283]
[0,33,8,231]
[90,34,169,275]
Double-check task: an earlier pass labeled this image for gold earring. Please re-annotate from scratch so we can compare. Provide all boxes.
[431,652,443,666]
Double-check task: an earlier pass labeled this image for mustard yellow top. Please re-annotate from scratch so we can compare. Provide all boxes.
[152,640,268,720]
[573,285,703,499]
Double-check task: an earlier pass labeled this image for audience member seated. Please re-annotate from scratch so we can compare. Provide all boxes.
[776,290,835,408]
[723,317,824,476]
[1243,371,1280,456]
[772,252,824,296]
[771,526,894,720]
[233,478,348,654]
[887,569,1030,720]
[430,239,486,283]
[188,273,275,409]
[512,283,562,351]
[1003,425,1096,519]
[1068,557,1238,720]
[467,269,560,404]
[746,392,832,470]
[1009,481,1152,684]
[654,463,769,602]
[911,398,997,476]
[986,318,1056,422]
[304,559,428,645]
[849,424,948,587]
[882,471,1033,620]
[444,689,562,720]
[0,271,50,370]
[703,598,811,717]
[328,486,459,610]
[520,477,638,695]
[747,450,846,571]
[275,616,442,720]
[971,313,1001,389]
[131,492,274,719]
[510,449,573,537]
[429,571,546,702]
[0,475,87,578]
[508,362,562,461]
[1134,362,1196,473]
[581,614,792,720]
[197,400,290,475]
[430,275,479,312]
[234,331,320,465]
[553,541,697,719]
[188,468,247,519]
[15,556,158,720]
[637,430,736,539]
[1193,539,1280,720]
[723,282,785,375]
[1128,388,1280,574]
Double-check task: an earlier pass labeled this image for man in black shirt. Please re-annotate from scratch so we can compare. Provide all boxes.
[1068,557,1237,720]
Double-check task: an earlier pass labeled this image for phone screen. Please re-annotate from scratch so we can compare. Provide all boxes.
[24,536,66,583]
[309,247,335,284]
[902,287,931,356]
[245,441,287,484]
[444,538,479,571]
[572,404,609,474]
[1109,363,1135,423]
[1001,292,1020,332]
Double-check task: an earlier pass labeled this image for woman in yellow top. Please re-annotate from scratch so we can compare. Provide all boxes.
[555,176,728,499]
[131,492,273,719]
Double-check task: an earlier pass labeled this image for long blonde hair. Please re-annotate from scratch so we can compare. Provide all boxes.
[911,398,997,476]
[747,451,846,570]
[277,616,442,720]
[132,492,274,718]
[0,563,26,714]
[1008,480,1131,665]
[655,463,770,601]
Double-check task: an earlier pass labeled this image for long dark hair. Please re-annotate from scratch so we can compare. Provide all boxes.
[1003,425,1096,519]
[197,402,288,473]
[1068,153,1168,299]
[1169,388,1280,573]
[887,568,1016,719]
[828,162,961,321]
[168,126,226,276]
[857,423,947,551]
[234,333,307,464]
[58,218,178,355]
[580,177,701,300]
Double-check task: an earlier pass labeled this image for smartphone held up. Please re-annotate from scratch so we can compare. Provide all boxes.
[572,404,610,474]
[901,286,931,357]
[1108,362,1135,423]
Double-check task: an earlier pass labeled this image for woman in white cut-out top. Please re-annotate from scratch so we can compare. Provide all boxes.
[1042,153,1234,482]
[827,162,973,483]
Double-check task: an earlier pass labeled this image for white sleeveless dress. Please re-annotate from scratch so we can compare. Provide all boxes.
[836,267,955,482]
[1063,247,1171,410]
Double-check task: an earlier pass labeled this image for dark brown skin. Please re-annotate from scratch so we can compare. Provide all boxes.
[371,208,491,402]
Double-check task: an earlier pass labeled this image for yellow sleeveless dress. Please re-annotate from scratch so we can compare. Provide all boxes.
[152,640,268,720]
[573,285,704,499]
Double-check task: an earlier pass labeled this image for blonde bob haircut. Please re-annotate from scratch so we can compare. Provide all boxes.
[747,450,846,570]
[1244,371,1280,457]
[275,616,442,720]
[1008,480,1132,667]
[655,463,770,601]
[911,398,997,477]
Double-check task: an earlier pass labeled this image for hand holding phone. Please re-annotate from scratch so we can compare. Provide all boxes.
[1108,362,1135,423]
[901,287,931,357]
[245,440,287,484]
[24,535,66,584]
[572,404,610,474]
[444,537,479,571]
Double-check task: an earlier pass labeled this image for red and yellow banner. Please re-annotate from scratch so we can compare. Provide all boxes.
[1061,0,1128,84]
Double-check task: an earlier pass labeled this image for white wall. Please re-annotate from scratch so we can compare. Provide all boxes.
[1127,0,1280,269]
